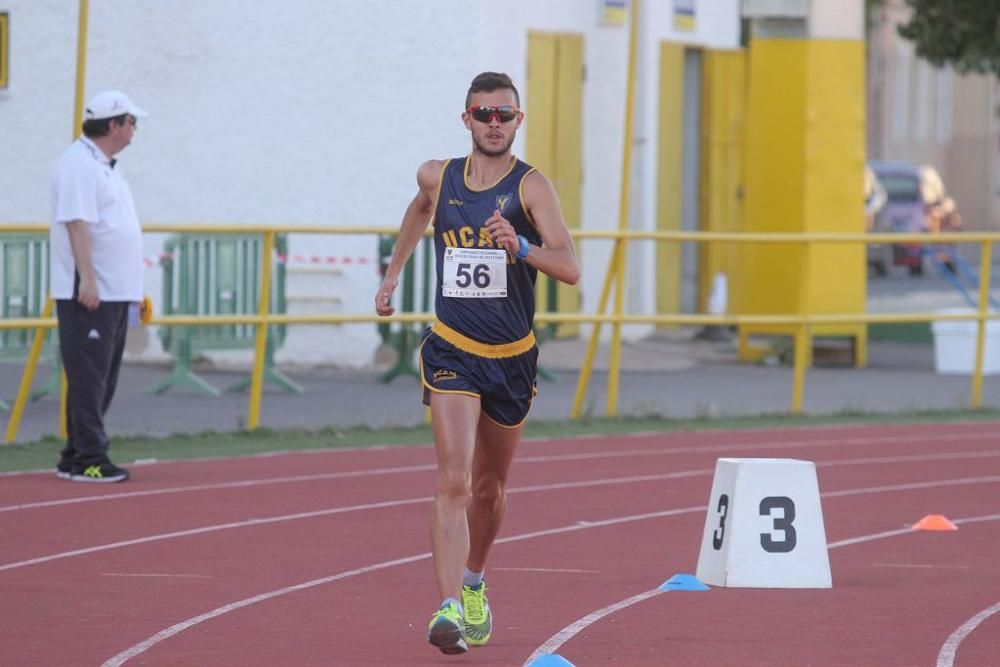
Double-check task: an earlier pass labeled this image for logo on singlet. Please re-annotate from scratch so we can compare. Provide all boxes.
[448,198,464,206]
[495,194,512,213]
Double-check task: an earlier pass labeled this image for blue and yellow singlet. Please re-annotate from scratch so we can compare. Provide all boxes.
[432,156,542,346]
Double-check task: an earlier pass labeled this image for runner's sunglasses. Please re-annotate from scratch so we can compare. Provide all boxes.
[467,105,520,123]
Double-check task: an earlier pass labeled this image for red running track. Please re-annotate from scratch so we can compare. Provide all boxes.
[1,422,998,666]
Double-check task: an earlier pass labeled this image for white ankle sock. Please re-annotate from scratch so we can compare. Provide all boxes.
[463,567,484,588]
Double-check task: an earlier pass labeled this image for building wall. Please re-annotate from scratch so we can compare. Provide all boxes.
[867,0,1000,232]
[0,0,740,365]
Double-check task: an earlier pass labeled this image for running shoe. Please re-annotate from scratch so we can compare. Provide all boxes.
[56,458,73,480]
[462,582,493,646]
[70,462,130,483]
[427,601,467,655]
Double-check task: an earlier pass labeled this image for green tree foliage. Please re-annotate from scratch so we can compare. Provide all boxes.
[897,0,1000,78]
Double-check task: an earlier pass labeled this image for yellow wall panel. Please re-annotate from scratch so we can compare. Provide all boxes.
[739,37,866,362]
[656,43,685,320]
[699,49,745,313]
[554,34,583,337]
[527,33,557,178]
[526,31,583,337]
[802,40,865,315]
[740,39,808,319]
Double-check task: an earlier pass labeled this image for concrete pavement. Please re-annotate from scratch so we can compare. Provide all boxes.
[2,323,997,445]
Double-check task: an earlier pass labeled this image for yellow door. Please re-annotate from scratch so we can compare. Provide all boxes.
[526,31,583,338]
[698,49,746,315]
[656,43,685,322]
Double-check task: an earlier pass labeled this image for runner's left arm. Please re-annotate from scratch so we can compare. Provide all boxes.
[516,171,581,285]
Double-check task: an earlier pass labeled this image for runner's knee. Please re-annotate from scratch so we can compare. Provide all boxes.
[437,470,472,501]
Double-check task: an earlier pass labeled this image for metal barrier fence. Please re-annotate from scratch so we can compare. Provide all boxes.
[0,234,59,413]
[152,233,299,396]
[1,223,998,444]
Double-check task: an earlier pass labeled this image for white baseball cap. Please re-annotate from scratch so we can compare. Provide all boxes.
[85,90,148,121]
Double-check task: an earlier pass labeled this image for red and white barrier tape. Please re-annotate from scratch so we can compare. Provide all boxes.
[142,252,372,268]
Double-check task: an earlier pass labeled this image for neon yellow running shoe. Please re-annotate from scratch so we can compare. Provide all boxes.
[427,601,468,655]
[461,582,493,646]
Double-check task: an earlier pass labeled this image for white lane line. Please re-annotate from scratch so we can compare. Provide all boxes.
[937,602,1000,667]
[816,449,1000,468]
[10,420,994,480]
[0,496,428,574]
[5,429,999,513]
[0,471,710,573]
[494,568,601,574]
[869,564,972,570]
[0,465,438,513]
[533,589,664,657]
[101,510,701,667]
[525,511,1000,666]
[99,478,1000,666]
[100,573,214,579]
[5,454,1000,574]
[102,552,434,667]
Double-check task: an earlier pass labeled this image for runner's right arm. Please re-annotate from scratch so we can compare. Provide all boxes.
[375,160,444,316]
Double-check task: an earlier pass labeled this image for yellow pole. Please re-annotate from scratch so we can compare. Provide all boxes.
[570,244,621,417]
[791,324,808,414]
[59,0,90,440]
[5,0,89,444]
[72,0,89,138]
[604,0,640,417]
[570,0,639,418]
[58,370,68,439]
[790,239,811,413]
[970,240,993,408]
[4,300,55,443]
[247,231,275,429]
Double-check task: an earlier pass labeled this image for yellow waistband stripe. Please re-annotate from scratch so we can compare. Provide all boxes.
[431,321,536,359]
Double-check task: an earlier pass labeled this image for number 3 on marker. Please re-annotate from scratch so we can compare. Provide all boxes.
[711,494,729,550]
[759,496,797,553]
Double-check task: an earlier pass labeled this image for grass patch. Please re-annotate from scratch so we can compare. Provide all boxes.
[3,408,999,475]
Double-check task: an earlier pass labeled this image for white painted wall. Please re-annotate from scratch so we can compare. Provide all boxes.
[0,0,740,366]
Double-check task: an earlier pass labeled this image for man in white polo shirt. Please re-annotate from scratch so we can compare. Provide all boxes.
[50,89,147,483]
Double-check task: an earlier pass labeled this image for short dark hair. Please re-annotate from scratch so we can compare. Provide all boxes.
[465,71,520,108]
[81,113,128,139]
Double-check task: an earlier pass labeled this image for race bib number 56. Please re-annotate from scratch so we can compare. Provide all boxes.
[442,247,508,298]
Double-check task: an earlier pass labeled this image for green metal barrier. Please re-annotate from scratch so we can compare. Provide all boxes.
[150,233,302,396]
[533,274,558,382]
[0,235,59,411]
[377,234,432,383]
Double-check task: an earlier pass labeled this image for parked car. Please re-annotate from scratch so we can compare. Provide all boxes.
[867,161,961,276]
[864,164,888,269]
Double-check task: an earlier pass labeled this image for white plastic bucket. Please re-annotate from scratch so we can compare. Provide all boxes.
[930,308,1000,375]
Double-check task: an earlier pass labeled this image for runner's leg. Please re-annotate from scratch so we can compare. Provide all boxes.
[429,391,480,603]
[466,417,523,572]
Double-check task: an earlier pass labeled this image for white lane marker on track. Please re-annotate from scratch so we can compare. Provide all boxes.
[100,573,214,579]
[0,496,430,573]
[9,421,995,480]
[937,602,1000,667]
[868,563,972,570]
[97,483,1000,666]
[7,464,1000,574]
[3,452,1000,571]
[0,471,713,573]
[0,465,438,513]
[525,512,1000,666]
[5,430,1000,513]
[494,567,601,574]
